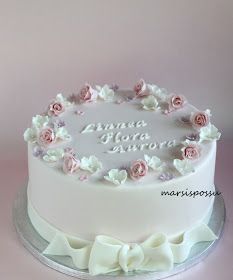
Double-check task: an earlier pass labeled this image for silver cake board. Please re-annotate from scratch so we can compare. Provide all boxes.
[13,185,225,280]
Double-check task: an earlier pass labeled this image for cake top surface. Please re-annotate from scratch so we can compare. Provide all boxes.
[24,80,221,186]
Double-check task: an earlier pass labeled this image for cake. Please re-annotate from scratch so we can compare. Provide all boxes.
[24,80,221,275]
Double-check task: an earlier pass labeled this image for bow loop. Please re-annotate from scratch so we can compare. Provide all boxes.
[88,235,124,275]
[140,233,173,271]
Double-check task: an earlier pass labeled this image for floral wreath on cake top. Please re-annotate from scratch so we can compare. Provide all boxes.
[24,80,221,185]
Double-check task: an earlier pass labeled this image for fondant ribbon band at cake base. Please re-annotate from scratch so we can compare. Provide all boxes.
[28,200,217,276]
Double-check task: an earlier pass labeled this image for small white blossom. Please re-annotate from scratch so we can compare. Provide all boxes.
[148,84,168,101]
[181,139,199,147]
[96,85,115,101]
[23,127,37,143]
[141,95,159,111]
[32,115,49,129]
[43,148,64,162]
[144,154,165,171]
[199,124,221,142]
[55,127,71,141]
[173,159,194,175]
[55,93,72,107]
[80,155,102,173]
[205,109,212,117]
[104,169,128,185]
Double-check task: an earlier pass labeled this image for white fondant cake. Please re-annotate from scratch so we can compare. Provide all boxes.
[24,80,221,275]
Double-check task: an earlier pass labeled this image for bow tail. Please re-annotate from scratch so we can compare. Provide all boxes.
[170,223,217,263]
[43,233,92,269]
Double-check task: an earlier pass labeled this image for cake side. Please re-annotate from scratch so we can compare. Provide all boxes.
[27,139,216,242]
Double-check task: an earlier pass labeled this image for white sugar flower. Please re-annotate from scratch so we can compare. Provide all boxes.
[32,115,49,129]
[205,109,212,117]
[80,155,103,173]
[43,148,64,162]
[148,84,168,101]
[23,127,37,143]
[55,127,71,141]
[173,159,194,175]
[96,85,115,101]
[104,169,128,185]
[199,124,221,142]
[144,154,165,171]
[141,95,159,111]
[182,139,198,146]
[55,93,72,107]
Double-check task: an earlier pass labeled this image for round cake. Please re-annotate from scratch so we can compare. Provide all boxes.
[24,80,221,275]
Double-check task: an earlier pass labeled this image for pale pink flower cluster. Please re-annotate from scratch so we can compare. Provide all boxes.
[133,79,149,98]
[48,101,64,116]
[38,127,55,146]
[182,144,201,160]
[167,94,186,113]
[190,111,210,128]
[62,153,80,174]
[79,84,98,103]
[129,160,148,180]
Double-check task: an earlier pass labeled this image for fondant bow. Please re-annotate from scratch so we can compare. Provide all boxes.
[43,224,216,276]
[88,233,173,275]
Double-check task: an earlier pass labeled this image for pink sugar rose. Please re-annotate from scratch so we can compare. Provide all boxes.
[130,160,148,180]
[63,154,80,174]
[190,111,210,128]
[182,144,200,160]
[168,94,186,112]
[48,101,64,116]
[79,84,98,102]
[38,127,55,146]
[133,79,149,98]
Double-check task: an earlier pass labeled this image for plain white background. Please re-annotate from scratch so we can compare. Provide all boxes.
[0,0,233,161]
